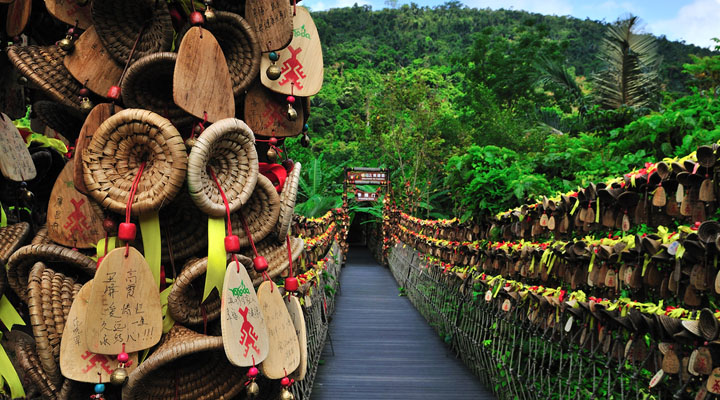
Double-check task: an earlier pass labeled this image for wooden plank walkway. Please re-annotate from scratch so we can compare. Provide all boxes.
[311,247,495,399]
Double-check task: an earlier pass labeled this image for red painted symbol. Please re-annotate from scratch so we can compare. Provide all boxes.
[713,381,720,393]
[279,46,306,89]
[63,198,90,235]
[262,100,288,129]
[238,306,260,357]
[80,351,114,375]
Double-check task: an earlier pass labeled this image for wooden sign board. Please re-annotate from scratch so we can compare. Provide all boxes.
[356,190,378,202]
[47,159,104,248]
[6,0,31,37]
[257,281,300,379]
[60,280,139,382]
[260,7,323,97]
[245,0,293,52]
[74,104,121,195]
[174,27,235,123]
[0,113,36,182]
[244,82,304,138]
[286,296,307,381]
[64,26,123,98]
[221,260,269,367]
[45,0,93,29]
[86,247,162,354]
[346,170,387,185]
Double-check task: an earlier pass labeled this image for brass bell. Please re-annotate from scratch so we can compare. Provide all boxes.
[300,134,310,148]
[109,367,128,386]
[246,381,260,398]
[266,64,282,80]
[204,8,217,23]
[286,104,298,121]
[280,388,294,400]
[185,137,197,150]
[80,97,94,113]
[267,148,278,163]
[58,36,74,52]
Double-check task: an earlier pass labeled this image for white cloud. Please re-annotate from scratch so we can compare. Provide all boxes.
[303,0,371,10]
[464,0,573,16]
[648,0,720,48]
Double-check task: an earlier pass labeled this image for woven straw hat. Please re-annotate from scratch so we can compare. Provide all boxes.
[27,262,82,385]
[179,11,261,97]
[274,162,302,240]
[122,325,248,400]
[6,45,86,111]
[91,0,174,64]
[244,236,304,285]
[230,174,281,248]
[6,244,95,303]
[159,190,208,265]
[32,101,84,141]
[83,109,188,216]
[12,333,83,400]
[699,308,720,341]
[120,52,194,128]
[187,118,258,217]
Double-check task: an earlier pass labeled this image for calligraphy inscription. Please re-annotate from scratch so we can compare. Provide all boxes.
[0,113,36,181]
[258,281,299,379]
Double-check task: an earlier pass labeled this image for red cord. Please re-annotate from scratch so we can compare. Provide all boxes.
[125,162,146,256]
[293,0,297,16]
[286,235,293,278]
[207,167,233,236]
[238,212,258,258]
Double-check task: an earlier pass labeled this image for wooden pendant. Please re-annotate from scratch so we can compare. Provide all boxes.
[684,285,702,307]
[695,347,713,375]
[257,281,300,379]
[707,368,720,394]
[662,350,680,374]
[669,270,678,293]
[621,213,631,232]
[585,206,595,223]
[74,104,121,195]
[244,82,304,138]
[0,113,36,181]
[666,197,680,216]
[245,0,293,52]
[286,296,307,381]
[64,26,123,97]
[546,215,556,230]
[677,184,685,203]
[86,247,163,354]
[601,209,614,228]
[260,6,324,97]
[604,269,617,289]
[699,178,715,202]
[692,202,706,223]
[221,260,269,367]
[60,280,138,382]
[6,0,31,37]
[174,27,235,122]
[652,186,667,207]
[47,159,104,248]
[539,213,548,227]
[45,0,93,29]
[681,197,694,216]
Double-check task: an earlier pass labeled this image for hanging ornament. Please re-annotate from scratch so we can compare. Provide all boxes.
[58,27,76,52]
[90,381,105,399]
[286,95,297,121]
[203,1,217,22]
[245,366,260,398]
[266,51,282,80]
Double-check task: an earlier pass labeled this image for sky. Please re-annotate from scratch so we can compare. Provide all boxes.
[301,0,720,48]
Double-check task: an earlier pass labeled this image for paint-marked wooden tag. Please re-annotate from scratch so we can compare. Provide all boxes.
[174,27,235,122]
[677,184,685,203]
[45,0,93,29]
[564,316,573,332]
[696,347,713,375]
[0,113,36,182]
[221,260,269,367]
[245,0,292,52]
[690,349,700,376]
[260,7,323,97]
[700,179,715,202]
[624,339,634,359]
[669,270,679,293]
[6,0,31,37]
[484,290,492,302]
[539,213,548,227]
[715,269,720,294]
[74,104,121,195]
[605,269,617,288]
[244,82,304,138]
[653,186,667,207]
[663,350,680,374]
[681,197,694,216]
[683,357,691,383]
[707,368,720,394]
[257,281,300,379]
[286,296,307,381]
[693,202,707,223]
[64,26,123,97]
[621,213,630,232]
[666,197,680,216]
[60,280,138,382]
[501,299,511,312]
[86,247,162,354]
[47,159,104,248]
[649,369,664,388]
[697,387,709,400]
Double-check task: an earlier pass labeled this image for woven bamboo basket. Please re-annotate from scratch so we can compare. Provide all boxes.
[27,262,82,386]
[6,45,85,110]
[159,190,208,265]
[83,109,188,216]
[0,222,30,264]
[5,244,95,303]
[167,257,229,325]
[230,174,281,248]
[32,101,84,141]
[91,0,174,64]
[12,334,84,400]
[244,236,304,285]
[187,118,258,217]
[122,325,248,400]
[120,52,194,128]
[178,11,261,97]
[31,226,53,245]
[274,162,302,240]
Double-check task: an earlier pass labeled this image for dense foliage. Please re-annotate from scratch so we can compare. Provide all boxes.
[286,3,720,220]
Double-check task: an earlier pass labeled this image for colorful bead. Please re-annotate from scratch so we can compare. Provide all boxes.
[106,85,121,101]
[286,96,295,104]
[190,11,205,25]
[94,384,105,394]
[269,52,279,62]
[117,352,129,363]
[253,256,268,273]
[247,366,259,378]
[118,223,136,242]
[225,235,241,253]
[284,277,298,292]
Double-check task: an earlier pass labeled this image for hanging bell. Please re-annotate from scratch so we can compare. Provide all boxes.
[246,381,260,398]
[300,134,310,148]
[109,367,128,385]
[267,64,282,80]
[58,35,74,52]
[185,137,197,151]
[80,97,94,113]
[204,7,217,23]
[280,388,294,400]
[267,148,278,163]
[286,104,298,121]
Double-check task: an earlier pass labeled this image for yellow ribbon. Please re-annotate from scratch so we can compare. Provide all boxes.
[0,333,25,399]
[641,255,651,277]
[0,296,25,331]
[588,251,596,272]
[204,217,227,301]
[0,201,6,228]
[159,285,175,334]
[25,133,67,155]
[139,212,162,288]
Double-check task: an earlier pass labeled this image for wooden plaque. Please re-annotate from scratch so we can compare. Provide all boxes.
[174,27,235,122]
[0,113,36,181]
[86,247,163,354]
[60,280,139,382]
[286,296,307,381]
[244,82,304,138]
[707,368,720,394]
[6,0,31,37]
[221,260,269,367]
[245,0,293,52]
[45,0,93,29]
[260,7,324,97]
[64,26,123,97]
[257,281,300,379]
[74,104,121,195]
[47,159,104,248]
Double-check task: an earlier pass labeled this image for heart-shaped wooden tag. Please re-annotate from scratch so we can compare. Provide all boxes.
[221,260,269,367]
[60,280,139,382]
[0,112,36,182]
[86,247,162,354]
[64,26,123,98]
[45,0,93,29]
[257,281,300,379]
[245,0,293,52]
[174,26,235,122]
[286,296,307,381]
[244,82,304,138]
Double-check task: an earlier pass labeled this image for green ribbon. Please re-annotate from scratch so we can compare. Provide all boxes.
[160,285,175,334]
[139,212,162,288]
[641,255,651,277]
[0,296,24,331]
[0,201,6,228]
[0,333,25,399]
[25,133,67,155]
[204,217,227,301]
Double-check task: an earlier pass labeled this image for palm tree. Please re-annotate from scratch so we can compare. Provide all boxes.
[593,16,661,109]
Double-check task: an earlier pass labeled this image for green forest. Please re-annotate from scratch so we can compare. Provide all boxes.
[287,2,720,221]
